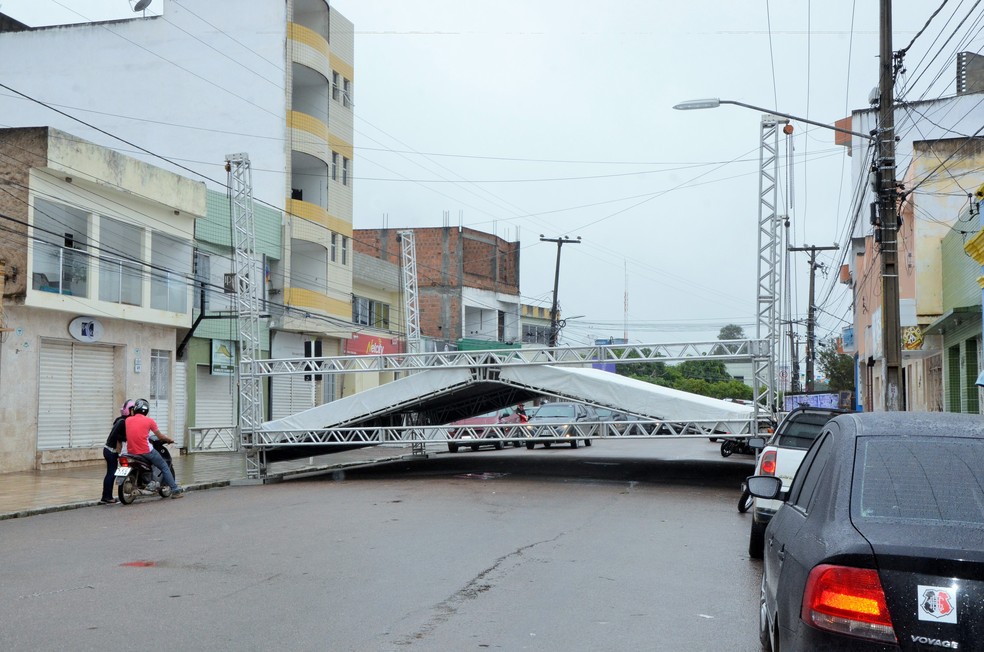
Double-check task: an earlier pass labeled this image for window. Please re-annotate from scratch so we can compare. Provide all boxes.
[342,236,348,265]
[98,217,144,305]
[855,436,984,524]
[353,296,391,328]
[342,78,352,108]
[151,232,191,313]
[342,157,349,186]
[332,71,339,101]
[331,152,338,181]
[330,233,337,262]
[788,432,833,513]
[32,198,90,297]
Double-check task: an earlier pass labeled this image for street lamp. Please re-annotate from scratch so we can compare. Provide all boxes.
[673,98,874,142]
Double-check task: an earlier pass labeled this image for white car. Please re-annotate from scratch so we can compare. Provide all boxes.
[747,407,849,558]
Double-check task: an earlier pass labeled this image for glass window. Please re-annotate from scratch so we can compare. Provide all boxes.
[854,437,984,525]
[32,198,90,297]
[151,232,191,313]
[353,296,369,325]
[98,216,144,305]
[342,78,352,108]
[791,433,832,512]
[342,236,348,265]
[331,152,338,181]
[330,233,337,263]
[342,157,349,186]
[332,71,340,101]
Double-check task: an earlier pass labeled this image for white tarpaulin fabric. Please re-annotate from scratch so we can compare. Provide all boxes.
[260,367,474,432]
[260,364,755,433]
[499,366,754,424]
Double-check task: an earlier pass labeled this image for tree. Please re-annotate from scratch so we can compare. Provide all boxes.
[718,324,745,340]
[816,338,854,392]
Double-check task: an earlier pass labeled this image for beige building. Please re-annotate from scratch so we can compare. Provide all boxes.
[0,127,205,472]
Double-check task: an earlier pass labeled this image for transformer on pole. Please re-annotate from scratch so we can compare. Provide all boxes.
[226,153,265,478]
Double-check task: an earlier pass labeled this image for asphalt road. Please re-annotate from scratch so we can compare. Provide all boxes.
[0,438,763,652]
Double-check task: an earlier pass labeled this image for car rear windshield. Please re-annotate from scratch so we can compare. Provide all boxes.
[534,404,575,418]
[773,412,835,449]
[854,437,984,526]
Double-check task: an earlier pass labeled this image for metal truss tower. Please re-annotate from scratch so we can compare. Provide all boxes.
[753,116,787,421]
[398,230,421,354]
[226,153,265,478]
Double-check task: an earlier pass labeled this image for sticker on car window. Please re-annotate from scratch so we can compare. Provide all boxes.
[918,585,958,624]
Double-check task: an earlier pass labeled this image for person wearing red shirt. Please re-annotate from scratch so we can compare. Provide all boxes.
[125,398,184,498]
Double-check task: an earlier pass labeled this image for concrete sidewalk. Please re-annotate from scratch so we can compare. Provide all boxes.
[0,445,416,520]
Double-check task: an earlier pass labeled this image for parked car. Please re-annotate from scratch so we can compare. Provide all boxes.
[592,406,630,434]
[748,412,984,652]
[446,410,505,452]
[525,402,597,449]
[748,406,849,558]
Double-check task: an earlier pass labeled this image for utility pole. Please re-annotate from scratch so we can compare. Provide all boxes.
[540,235,581,347]
[879,0,903,410]
[790,244,839,391]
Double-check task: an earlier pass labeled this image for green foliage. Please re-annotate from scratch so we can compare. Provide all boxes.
[677,359,731,383]
[718,324,746,340]
[618,349,753,401]
[817,339,855,391]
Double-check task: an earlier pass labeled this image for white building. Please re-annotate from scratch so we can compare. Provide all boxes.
[0,1,358,433]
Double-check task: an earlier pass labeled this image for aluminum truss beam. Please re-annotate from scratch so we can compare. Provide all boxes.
[753,117,786,421]
[397,230,421,355]
[251,339,764,376]
[226,153,265,478]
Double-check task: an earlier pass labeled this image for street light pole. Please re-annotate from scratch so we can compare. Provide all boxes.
[540,235,581,347]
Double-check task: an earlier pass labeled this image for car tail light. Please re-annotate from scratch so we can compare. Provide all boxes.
[802,565,896,644]
[760,450,777,476]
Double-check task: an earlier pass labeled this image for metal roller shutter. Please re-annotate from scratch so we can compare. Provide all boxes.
[173,361,187,448]
[196,364,237,427]
[38,340,115,450]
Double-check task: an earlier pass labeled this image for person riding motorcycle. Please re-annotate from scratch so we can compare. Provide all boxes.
[124,398,184,499]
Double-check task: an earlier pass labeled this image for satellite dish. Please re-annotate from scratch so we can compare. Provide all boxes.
[132,0,153,12]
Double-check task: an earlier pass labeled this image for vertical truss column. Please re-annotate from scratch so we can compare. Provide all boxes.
[752,116,786,423]
[226,153,265,478]
[398,230,421,355]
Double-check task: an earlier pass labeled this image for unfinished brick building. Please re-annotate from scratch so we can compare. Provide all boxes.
[353,227,521,347]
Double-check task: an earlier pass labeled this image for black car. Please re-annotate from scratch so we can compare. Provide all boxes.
[747,412,984,651]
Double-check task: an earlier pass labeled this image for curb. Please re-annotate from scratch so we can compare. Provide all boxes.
[0,454,413,521]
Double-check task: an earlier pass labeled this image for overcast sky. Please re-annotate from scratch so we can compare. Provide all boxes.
[2,1,979,348]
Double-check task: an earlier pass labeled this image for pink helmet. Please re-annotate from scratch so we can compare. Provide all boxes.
[120,399,136,417]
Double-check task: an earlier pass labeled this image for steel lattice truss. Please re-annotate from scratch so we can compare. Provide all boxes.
[252,339,764,376]
[754,117,785,418]
[227,153,265,478]
[253,420,760,447]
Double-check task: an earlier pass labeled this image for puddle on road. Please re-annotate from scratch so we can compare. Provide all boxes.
[454,472,509,480]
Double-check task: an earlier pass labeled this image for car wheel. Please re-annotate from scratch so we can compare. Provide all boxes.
[448,443,458,453]
[544,442,551,448]
[759,574,772,652]
[585,438,592,446]
[749,520,766,559]
[570,439,578,449]
[525,441,535,450]
[470,444,480,452]
[494,440,504,450]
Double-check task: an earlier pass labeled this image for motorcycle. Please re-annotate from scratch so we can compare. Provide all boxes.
[114,438,175,504]
[737,480,753,513]
[719,437,757,458]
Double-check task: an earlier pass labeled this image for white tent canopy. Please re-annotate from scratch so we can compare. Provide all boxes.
[261,365,754,434]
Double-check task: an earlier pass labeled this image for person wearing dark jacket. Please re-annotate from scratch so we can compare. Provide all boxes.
[100,399,134,505]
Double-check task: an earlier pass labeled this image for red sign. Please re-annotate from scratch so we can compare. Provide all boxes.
[344,333,404,355]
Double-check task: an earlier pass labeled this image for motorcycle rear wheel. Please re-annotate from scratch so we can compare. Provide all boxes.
[118,477,137,505]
